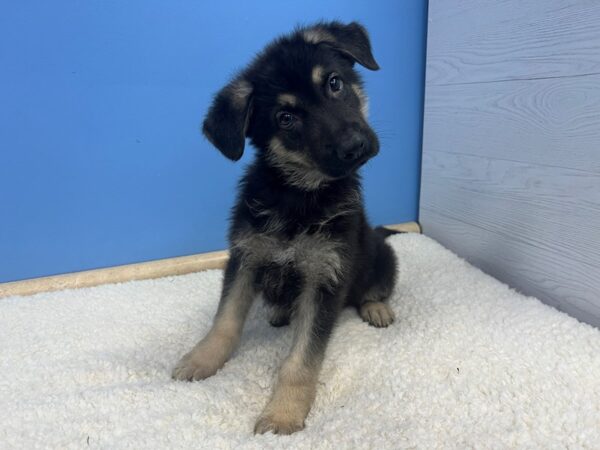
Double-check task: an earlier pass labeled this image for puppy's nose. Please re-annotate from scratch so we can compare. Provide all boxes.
[337,132,367,162]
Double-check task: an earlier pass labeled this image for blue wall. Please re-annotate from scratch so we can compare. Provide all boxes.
[0,1,427,283]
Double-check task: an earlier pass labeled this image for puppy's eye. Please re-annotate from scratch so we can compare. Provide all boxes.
[328,73,343,93]
[276,111,296,129]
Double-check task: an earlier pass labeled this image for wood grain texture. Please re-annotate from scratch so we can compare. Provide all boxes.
[0,250,229,298]
[422,0,600,327]
[421,209,600,328]
[423,75,600,173]
[426,0,600,85]
[420,152,600,327]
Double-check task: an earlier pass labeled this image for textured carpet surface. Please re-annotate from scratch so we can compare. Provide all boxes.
[1,234,599,449]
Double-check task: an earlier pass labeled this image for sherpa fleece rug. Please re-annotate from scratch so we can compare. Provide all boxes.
[1,234,599,449]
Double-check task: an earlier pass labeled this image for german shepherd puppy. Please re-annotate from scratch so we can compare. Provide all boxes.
[172,21,398,435]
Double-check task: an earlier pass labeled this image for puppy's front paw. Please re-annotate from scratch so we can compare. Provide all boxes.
[359,301,395,328]
[254,413,304,435]
[171,348,223,381]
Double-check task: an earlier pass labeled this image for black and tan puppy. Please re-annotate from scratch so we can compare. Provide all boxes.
[172,21,398,435]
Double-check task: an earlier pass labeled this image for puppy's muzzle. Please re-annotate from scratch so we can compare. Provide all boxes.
[337,131,368,162]
[336,129,378,168]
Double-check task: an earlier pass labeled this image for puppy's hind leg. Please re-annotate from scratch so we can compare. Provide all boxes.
[359,300,395,328]
[172,253,255,381]
[358,238,397,328]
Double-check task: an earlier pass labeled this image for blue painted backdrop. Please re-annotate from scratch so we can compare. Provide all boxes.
[0,1,427,283]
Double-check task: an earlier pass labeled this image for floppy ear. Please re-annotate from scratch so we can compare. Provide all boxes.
[202,77,253,161]
[303,21,380,71]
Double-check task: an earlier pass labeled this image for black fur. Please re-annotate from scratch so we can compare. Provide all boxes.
[181,21,399,434]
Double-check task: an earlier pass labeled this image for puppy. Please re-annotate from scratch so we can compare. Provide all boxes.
[172,21,398,435]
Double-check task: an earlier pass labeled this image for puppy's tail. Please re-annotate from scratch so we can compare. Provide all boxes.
[374,226,406,239]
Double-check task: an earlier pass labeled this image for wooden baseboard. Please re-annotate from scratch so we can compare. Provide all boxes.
[0,221,420,298]
[0,250,229,299]
[384,221,421,234]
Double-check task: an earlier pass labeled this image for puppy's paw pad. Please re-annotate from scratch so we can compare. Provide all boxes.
[171,351,221,381]
[254,414,304,435]
[360,301,395,328]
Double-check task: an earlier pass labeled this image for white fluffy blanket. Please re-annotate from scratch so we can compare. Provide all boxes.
[2,234,599,449]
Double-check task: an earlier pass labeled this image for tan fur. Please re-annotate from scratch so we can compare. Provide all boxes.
[303,28,335,45]
[269,137,312,168]
[254,289,320,434]
[229,79,253,109]
[351,84,369,118]
[254,374,317,435]
[359,301,395,328]
[311,65,324,86]
[172,270,255,380]
[277,93,298,107]
[266,137,330,190]
[232,228,345,287]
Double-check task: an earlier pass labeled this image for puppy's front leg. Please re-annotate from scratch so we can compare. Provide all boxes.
[254,286,338,435]
[172,254,255,381]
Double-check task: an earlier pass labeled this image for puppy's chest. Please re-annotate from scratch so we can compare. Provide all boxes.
[232,227,344,287]
[232,191,359,285]
[245,189,359,237]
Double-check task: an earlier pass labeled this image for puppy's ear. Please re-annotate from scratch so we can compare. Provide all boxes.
[303,21,380,71]
[202,77,253,161]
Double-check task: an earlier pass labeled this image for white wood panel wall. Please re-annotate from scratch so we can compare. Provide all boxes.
[420,0,600,327]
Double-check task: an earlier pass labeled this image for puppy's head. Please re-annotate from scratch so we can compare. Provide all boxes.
[203,21,380,189]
